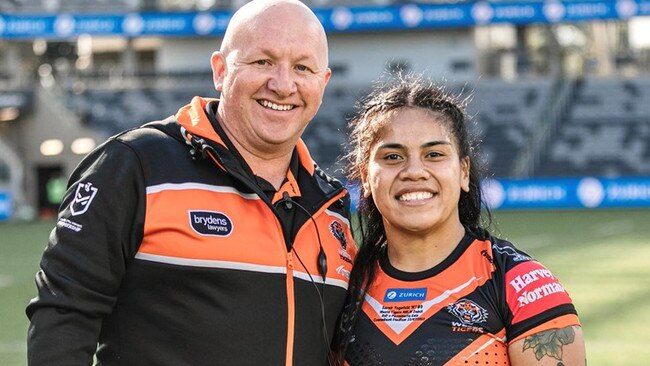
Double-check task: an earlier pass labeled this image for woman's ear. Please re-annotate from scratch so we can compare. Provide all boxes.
[460,157,470,193]
[362,180,371,198]
[360,167,371,198]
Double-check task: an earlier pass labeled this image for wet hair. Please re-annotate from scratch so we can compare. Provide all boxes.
[333,73,490,364]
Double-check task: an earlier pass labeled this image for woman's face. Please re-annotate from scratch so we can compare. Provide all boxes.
[362,107,470,237]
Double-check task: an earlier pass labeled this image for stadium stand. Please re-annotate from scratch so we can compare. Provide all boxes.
[453,78,553,178]
[538,76,650,177]
[62,76,561,179]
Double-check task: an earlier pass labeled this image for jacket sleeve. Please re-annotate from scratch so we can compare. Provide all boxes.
[26,138,146,366]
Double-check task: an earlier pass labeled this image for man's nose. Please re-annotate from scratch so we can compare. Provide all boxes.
[268,66,298,97]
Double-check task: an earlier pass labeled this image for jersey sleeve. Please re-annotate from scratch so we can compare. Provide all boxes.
[25,138,146,366]
[504,259,579,343]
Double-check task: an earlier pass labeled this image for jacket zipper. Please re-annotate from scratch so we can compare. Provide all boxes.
[285,250,296,366]
[188,130,346,364]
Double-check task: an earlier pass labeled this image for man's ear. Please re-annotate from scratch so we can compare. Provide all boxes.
[210,51,226,91]
[324,67,332,86]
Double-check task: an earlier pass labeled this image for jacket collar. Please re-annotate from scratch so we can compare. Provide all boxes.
[175,97,322,201]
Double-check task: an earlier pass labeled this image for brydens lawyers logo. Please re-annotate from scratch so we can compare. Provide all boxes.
[384,288,427,302]
[189,211,233,237]
[447,299,488,326]
[70,182,98,216]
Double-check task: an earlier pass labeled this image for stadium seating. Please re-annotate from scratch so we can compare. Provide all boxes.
[61,74,650,179]
[537,76,650,177]
[62,76,555,178]
[451,78,553,178]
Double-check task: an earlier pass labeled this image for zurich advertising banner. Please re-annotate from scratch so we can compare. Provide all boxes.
[482,177,650,210]
[347,176,650,211]
[0,191,12,221]
[2,0,650,39]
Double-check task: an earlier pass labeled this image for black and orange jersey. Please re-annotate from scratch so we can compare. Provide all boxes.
[344,228,579,366]
[27,97,356,366]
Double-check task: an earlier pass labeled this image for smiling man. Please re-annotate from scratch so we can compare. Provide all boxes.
[26,1,356,365]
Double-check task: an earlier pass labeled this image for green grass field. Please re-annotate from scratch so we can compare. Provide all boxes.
[2,209,649,365]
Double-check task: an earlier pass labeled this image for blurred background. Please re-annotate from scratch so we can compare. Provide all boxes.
[0,0,649,365]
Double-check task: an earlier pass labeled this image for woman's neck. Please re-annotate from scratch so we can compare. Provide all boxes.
[385,222,466,273]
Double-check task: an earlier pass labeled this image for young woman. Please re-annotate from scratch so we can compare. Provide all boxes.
[336,75,585,365]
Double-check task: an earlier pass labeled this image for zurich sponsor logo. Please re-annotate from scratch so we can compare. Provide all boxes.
[543,1,565,22]
[471,2,494,25]
[577,177,605,208]
[193,13,216,35]
[616,0,638,18]
[384,288,427,302]
[54,15,75,37]
[331,7,354,30]
[123,14,144,35]
[189,211,233,237]
[400,5,423,28]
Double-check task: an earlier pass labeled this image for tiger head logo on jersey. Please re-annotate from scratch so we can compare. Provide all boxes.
[329,221,347,249]
[447,299,488,326]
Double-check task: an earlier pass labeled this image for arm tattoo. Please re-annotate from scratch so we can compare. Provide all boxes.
[522,326,576,361]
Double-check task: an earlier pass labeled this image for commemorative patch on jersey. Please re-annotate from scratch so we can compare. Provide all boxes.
[189,210,233,237]
[384,288,428,302]
[70,182,98,216]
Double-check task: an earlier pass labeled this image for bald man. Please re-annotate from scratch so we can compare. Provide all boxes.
[26,1,356,365]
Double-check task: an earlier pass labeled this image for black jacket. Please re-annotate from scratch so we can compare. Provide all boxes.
[26,97,356,365]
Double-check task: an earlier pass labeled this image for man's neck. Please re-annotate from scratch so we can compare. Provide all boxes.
[241,150,292,190]
[213,106,295,189]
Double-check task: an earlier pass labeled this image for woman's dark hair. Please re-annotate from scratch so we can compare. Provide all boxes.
[334,73,490,364]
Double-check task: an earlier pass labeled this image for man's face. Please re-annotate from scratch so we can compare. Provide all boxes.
[212,5,331,157]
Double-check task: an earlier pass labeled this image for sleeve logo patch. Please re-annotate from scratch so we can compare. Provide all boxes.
[189,211,233,237]
[70,182,98,216]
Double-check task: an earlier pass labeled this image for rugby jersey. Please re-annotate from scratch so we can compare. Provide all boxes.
[345,228,579,365]
[27,97,356,366]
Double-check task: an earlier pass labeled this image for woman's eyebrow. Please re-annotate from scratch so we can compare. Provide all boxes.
[421,141,451,148]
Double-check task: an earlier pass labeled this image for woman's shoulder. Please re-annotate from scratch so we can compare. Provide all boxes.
[466,226,536,270]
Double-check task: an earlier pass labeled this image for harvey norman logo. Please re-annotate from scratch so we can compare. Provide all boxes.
[189,211,233,237]
[384,288,427,302]
[509,267,566,307]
